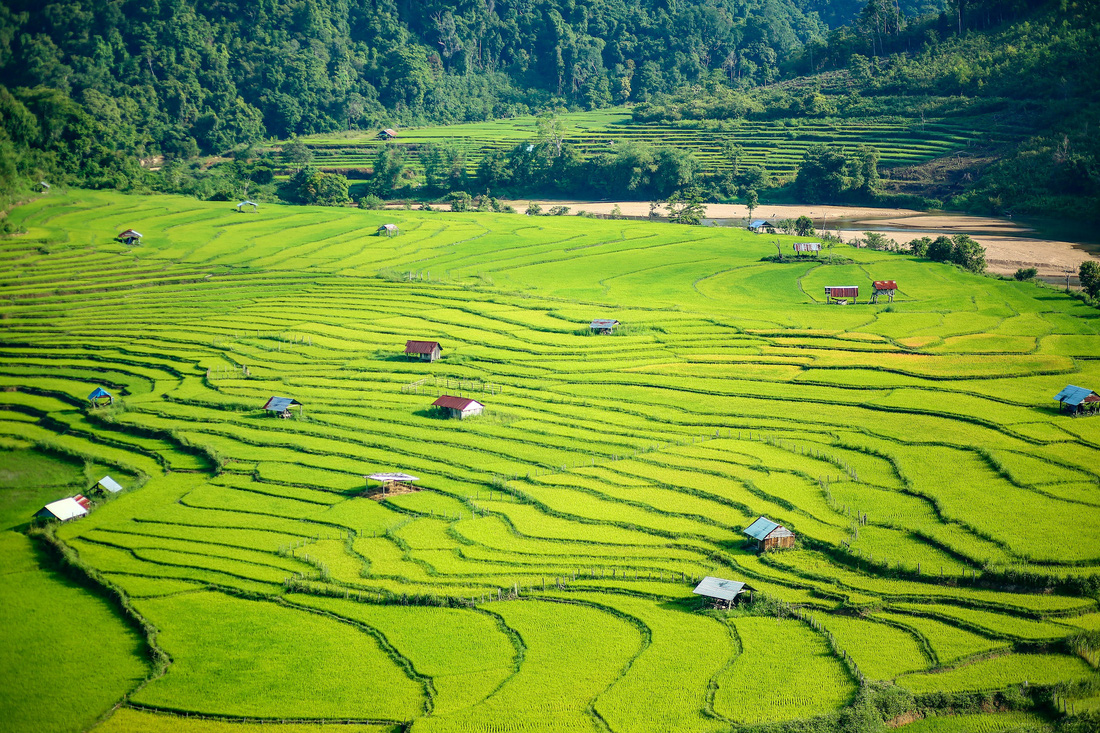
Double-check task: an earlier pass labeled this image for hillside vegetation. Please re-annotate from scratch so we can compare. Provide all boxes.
[2,191,1099,731]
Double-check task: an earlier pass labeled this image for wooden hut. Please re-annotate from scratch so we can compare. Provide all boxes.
[590,319,620,334]
[793,242,821,256]
[432,395,484,419]
[236,200,259,212]
[262,396,302,418]
[824,286,859,305]
[693,576,754,609]
[870,280,897,304]
[363,472,419,497]
[405,340,442,362]
[377,223,399,237]
[118,229,143,245]
[378,128,398,140]
[1054,385,1100,416]
[88,387,113,407]
[35,496,90,522]
[96,476,123,494]
[743,516,795,551]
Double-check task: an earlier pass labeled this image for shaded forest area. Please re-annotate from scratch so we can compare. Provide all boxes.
[0,0,1097,219]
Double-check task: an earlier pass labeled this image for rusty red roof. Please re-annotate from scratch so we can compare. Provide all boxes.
[405,340,441,354]
[73,495,91,509]
[433,395,483,410]
[873,281,897,290]
[825,286,859,298]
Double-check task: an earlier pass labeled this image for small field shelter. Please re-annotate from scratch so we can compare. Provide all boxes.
[590,319,620,334]
[405,340,442,362]
[263,396,302,418]
[743,516,795,551]
[693,576,754,609]
[433,395,484,419]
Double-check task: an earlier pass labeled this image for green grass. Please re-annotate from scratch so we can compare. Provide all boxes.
[2,189,1098,731]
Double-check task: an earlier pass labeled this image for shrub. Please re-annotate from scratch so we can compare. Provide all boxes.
[547,205,570,216]
[358,194,384,210]
[1014,267,1038,281]
[1080,261,1100,298]
[525,202,543,216]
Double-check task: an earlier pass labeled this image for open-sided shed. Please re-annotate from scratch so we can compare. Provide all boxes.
[590,319,620,334]
[743,516,795,551]
[364,472,419,498]
[236,200,258,212]
[748,219,775,232]
[35,496,89,522]
[88,387,113,407]
[693,576,754,609]
[1054,385,1100,416]
[378,223,399,237]
[118,229,142,245]
[432,395,484,419]
[405,340,442,362]
[825,286,859,304]
[793,242,821,255]
[263,396,302,418]
[378,128,398,140]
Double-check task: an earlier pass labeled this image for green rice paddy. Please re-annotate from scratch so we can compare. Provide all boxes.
[1,189,1097,731]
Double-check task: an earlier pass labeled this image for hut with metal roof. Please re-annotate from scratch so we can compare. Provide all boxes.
[96,476,123,494]
[590,319,620,334]
[693,576,754,609]
[405,340,442,362]
[870,280,898,304]
[118,229,143,245]
[1054,385,1100,416]
[263,396,302,418]
[36,181,50,192]
[35,496,90,522]
[743,516,795,552]
[378,128,398,140]
[88,387,113,407]
[432,395,484,419]
[824,286,859,305]
[748,219,775,233]
[377,223,399,237]
[364,472,419,497]
[793,242,821,255]
[236,200,259,212]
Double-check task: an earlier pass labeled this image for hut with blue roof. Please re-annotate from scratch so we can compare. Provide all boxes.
[263,396,302,418]
[1054,385,1099,416]
[743,516,795,552]
[88,387,113,407]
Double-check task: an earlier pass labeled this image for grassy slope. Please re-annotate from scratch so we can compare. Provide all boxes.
[0,190,1096,730]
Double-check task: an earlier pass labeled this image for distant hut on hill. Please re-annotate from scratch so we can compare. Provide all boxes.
[590,319,620,334]
[118,229,142,245]
[743,516,795,552]
[88,387,113,407]
[236,201,258,212]
[405,340,442,362]
[749,219,775,233]
[263,396,302,418]
[35,495,90,522]
[377,223,399,237]
[364,472,418,498]
[871,281,897,303]
[693,576,754,609]
[378,129,398,140]
[36,181,50,192]
[432,395,484,419]
[824,286,859,305]
[95,476,123,495]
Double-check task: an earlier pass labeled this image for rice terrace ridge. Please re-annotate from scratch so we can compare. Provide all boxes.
[1,190,1099,732]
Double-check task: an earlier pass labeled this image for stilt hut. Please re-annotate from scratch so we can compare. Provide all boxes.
[405,340,442,362]
[236,201,259,212]
[35,496,90,522]
[743,516,795,551]
[364,472,419,498]
[118,229,143,245]
[432,395,484,419]
[262,396,302,418]
[693,576,754,609]
[88,387,113,407]
[377,223,399,237]
[96,476,123,494]
[793,242,821,256]
[590,319,620,334]
[1054,385,1100,416]
[870,280,897,303]
[824,286,859,305]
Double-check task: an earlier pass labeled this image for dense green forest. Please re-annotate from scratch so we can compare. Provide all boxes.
[0,0,1097,218]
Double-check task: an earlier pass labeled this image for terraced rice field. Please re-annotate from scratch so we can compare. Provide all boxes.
[1,190,1098,731]
[293,107,1023,181]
